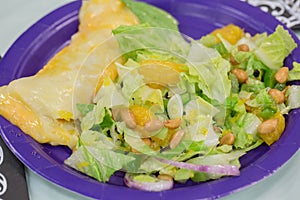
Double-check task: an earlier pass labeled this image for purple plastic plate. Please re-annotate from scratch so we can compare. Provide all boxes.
[1,0,300,199]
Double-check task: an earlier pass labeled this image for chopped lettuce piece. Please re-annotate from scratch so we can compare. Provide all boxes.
[184,96,219,120]
[80,130,115,149]
[113,25,190,61]
[287,85,300,109]
[167,94,183,119]
[254,25,297,70]
[65,145,135,182]
[174,168,192,183]
[93,77,128,107]
[245,88,274,108]
[232,113,261,149]
[188,150,245,182]
[288,62,300,81]
[131,85,164,113]
[187,42,231,103]
[121,70,145,99]
[122,0,179,31]
[117,122,157,156]
[80,100,106,131]
[76,104,95,116]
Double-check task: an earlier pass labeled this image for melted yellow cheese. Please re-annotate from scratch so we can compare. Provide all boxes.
[0,0,139,149]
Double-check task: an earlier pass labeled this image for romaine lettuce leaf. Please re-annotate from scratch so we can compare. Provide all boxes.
[121,70,145,99]
[288,62,300,81]
[117,122,158,156]
[232,113,261,149]
[245,88,274,108]
[122,0,179,31]
[187,42,231,104]
[80,130,115,149]
[131,85,164,113]
[65,145,135,182]
[254,25,297,70]
[287,85,300,109]
[80,100,106,131]
[76,103,95,116]
[113,25,190,61]
[93,77,128,107]
[188,150,245,182]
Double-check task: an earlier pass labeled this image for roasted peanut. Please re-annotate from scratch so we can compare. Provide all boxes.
[268,89,285,104]
[144,119,163,132]
[238,44,250,52]
[142,138,152,146]
[120,108,137,129]
[157,174,173,181]
[164,118,182,129]
[169,130,185,149]
[231,68,248,83]
[131,147,140,154]
[275,67,289,83]
[220,132,235,145]
[258,118,279,135]
[230,55,239,65]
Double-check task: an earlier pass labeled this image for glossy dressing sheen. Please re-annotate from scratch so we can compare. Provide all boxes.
[0,0,139,148]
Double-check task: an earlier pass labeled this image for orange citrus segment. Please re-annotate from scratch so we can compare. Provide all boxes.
[211,24,245,45]
[94,63,119,95]
[259,113,285,146]
[129,105,154,126]
[138,60,186,86]
[139,60,187,73]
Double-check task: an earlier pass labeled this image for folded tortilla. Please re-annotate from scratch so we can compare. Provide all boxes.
[0,0,139,149]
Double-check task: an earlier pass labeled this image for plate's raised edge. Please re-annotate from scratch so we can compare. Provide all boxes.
[0,0,300,200]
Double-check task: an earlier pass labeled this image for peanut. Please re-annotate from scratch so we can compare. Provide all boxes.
[169,130,185,149]
[220,132,235,145]
[231,68,248,83]
[144,119,163,132]
[238,44,250,52]
[157,174,173,181]
[164,118,182,129]
[131,147,140,154]
[275,67,289,83]
[230,56,239,65]
[120,108,137,129]
[258,118,279,135]
[268,89,285,104]
[142,138,152,146]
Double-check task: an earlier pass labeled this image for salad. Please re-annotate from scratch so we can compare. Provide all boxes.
[65,0,300,191]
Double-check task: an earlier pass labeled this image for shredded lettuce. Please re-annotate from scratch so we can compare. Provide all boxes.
[254,25,297,70]
[288,62,300,81]
[187,42,231,104]
[80,100,106,131]
[122,0,179,31]
[131,85,164,113]
[113,25,190,61]
[186,150,245,182]
[287,85,300,109]
[65,145,135,182]
[65,20,300,191]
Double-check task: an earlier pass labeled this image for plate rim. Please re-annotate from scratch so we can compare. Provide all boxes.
[0,0,300,199]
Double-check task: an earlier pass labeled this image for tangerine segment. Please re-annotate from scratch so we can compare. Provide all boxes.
[94,63,119,95]
[139,60,187,73]
[138,60,186,86]
[129,105,154,126]
[211,24,245,45]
